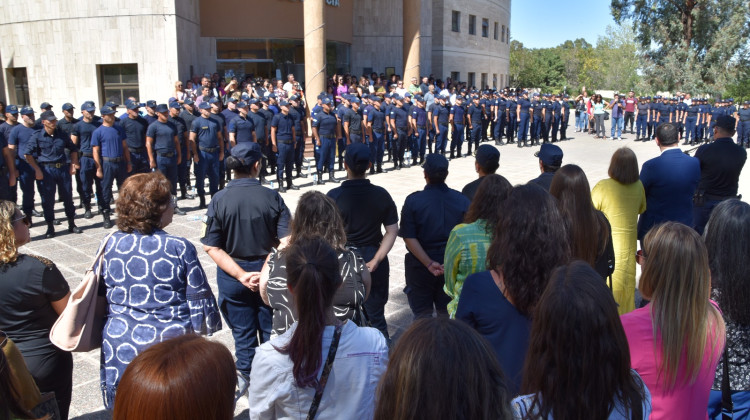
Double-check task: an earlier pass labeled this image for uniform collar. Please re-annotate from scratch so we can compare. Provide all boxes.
[341,178,370,187]
[227,177,261,187]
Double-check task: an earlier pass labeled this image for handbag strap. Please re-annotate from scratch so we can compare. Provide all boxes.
[306,323,343,420]
[93,231,118,275]
[722,339,734,420]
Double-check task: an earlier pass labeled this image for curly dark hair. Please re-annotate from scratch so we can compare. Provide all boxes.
[464,174,512,235]
[115,172,172,234]
[289,191,347,250]
[486,184,570,316]
[521,261,646,420]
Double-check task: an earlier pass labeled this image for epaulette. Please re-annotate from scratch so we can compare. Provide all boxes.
[28,254,55,268]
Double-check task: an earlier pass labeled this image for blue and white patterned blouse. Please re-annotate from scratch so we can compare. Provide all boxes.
[98,230,222,408]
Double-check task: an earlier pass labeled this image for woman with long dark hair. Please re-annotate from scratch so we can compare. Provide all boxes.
[513,261,651,419]
[622,222,725,420]
[550,164,614,279]
[249,237,388,419]
[375,318,512,420]
[456,184,570,394]
[444,174,512,317]
[704,200,750,418]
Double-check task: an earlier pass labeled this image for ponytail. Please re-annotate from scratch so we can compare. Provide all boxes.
[276,238,342,388]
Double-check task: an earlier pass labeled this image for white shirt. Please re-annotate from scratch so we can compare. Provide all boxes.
[283,82,295,93]
[249,320,389,420]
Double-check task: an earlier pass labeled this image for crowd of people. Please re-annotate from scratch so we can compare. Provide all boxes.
[0,71,749,420]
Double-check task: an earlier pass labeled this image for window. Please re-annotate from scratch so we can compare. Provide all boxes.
[469,15,476,35]
[99,64,139,106]
[482,19,489,38]
[468,72,476,88]
[450,72,460,83]
[451,11,460,32]
[494,22,499,40]
[7,68,29,106]
[481,73,487,89]
[501,25,506,42]
[507,27,510,44]
[493,73,498,88]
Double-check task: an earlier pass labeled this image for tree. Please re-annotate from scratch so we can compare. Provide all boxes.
[611,0,750,94]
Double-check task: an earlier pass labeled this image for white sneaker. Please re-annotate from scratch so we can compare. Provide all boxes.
[618,137,622,141]
[609,137,615,140]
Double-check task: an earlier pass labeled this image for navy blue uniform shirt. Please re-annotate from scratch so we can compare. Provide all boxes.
[517,98,531,113]
[9,124,41,158]
[436,104,450,124]
[72,119,103,153]
[468,104,483,124]
[249,110,269,141]
[344,108,364,134]
[271,112,294,140]
[91,125,126,158]
[390,106,409,129]
[146,121,177,152]
[411,106,428,128]
[313,111,338,137]
[120,116,149,149]
[369,107,386,132]
[228,115,256,143]
[451,104,465,124]
[191,116,220,148]
[28,128,77,163]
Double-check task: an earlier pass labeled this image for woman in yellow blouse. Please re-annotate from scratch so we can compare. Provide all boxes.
[591,148,646,315]
[444,175,512,317]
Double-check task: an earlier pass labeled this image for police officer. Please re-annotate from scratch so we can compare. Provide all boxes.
[399,153,470,318]
[120,100,150,175]
[543,94,555,142]
[327,143,398,343]
[143,100,158,125]
[344,97,364,145]
[24,110,82,238]
[432,94,450,156]
[494,92,508,145]
[190,101,224,209]
[531,94,544,145]
[449,95,465,160]
[506,90,518,143]
[259,97,277,177]
[201,141,291,403]
[738,100,750,148]
[467,95,483,155]
[270,100,298,192]
[208,97,229,189]
[91,106,130,229]
[9,106,43,220]
[0,124,16,200]
[179,98,199,194]
[635,96,649,141]
[313,97,340,183]
[389,95,410,169]
[384,93,394,161]
[682,99,700,146]
[146,104,186,215]
[71,101,103,219]
[168,101,193,200]
[368,96,387,173]
[697,98,709,142]
[676,96,689,141]
[648,96,659,139]
[560,94,571,140]
[288,95,307,179]
[516,91,532,147]
[228,101,256,147]
[410,96,428,165]
[551,94,563,142]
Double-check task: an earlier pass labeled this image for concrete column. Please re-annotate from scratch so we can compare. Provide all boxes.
[403,0,420,81]
[304,0,326,113]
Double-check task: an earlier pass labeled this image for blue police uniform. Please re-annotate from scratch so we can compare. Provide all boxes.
[209,111,229,188]
[648,99,659,139]
[467,102,483,154]
[228,115,255,144]
[480,97,490,141]
[72,118,104,213]
[26,128,78,225]
[260,107,277,174]
[449,102,465,158]
[551,100,562,141]
[531,99,544,142]
[517,97,532,145]
[9,123,41,217]
[709,106,724,140]
[146,120,179,194]
[249,108,271,174]
[636,100,649,140]
[362,103,375,146]
[120,116,150,174]
[271,111,296,189]
[191,116,221,199]
[738,105,750,147]
[507,96,518,142]
[344,106,364,144]
[434,101,451,155]
[399,181,470,318]
[335,103,349,170]
[543,98,555,142]
[369,104,387,171]
[168,113,191,198]
[0,131,10,200]
[683,103,699,145]
[91,124,127,216]
[389,105,409,168]
[291,103,306,176]
[494,97,507,142]
[560,98,570,140]
[411,105,428,163]
[201,176,291,380]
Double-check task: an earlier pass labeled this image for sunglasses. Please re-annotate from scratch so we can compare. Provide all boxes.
[12,213,31,227]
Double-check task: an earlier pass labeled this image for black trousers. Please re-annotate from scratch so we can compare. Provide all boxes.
[403,253,450,319]
[624,111,635,132]
[26,349,73,420]
[359,245,390,340]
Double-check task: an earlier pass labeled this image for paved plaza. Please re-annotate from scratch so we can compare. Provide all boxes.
[16,130,748,419]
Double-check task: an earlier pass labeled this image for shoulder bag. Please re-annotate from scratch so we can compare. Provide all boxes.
[721,340,734,420]
[307,323,343,420]
[50,231,116,352]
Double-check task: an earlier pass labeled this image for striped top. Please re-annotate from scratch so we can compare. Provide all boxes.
[443,219,492,318]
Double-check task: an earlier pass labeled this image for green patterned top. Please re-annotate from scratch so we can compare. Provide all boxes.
[443,219,492,317]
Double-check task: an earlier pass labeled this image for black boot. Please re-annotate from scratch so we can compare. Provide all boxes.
[317,171,325,185]
[376,164,383,173]
[68,220,82,234]
[45,222,55,239]
[83,204,93,219]
[328,170,340,183]
[180,184,194,200]
[199,194,207,209]
[103,211,112,229]
[287,174,299,190]
[369,167,376,175]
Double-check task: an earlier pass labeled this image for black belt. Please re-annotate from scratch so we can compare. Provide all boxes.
[520,111,529,114]
[233,255,267,263]
[438,121,449,125]
[277,139,294,144]
[157,152,175,157]
[40,162,66,168]
[199,146,218,153]
[103,157,123,162]
[372,129,384,134]
[319,134,335,139]
[81,152,94,158]
[396,126,407,130]
[128,147,145,154]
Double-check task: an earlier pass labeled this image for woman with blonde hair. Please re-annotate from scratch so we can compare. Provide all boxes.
[621,222,725,420]
[173,80,186,104]
[591,147,646,314]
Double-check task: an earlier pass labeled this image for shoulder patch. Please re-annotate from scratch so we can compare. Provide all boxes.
[28,254,55,268]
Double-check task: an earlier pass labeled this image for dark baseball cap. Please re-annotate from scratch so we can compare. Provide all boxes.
[715,115,736,132]
[6,105,18,114]
[278,100,289,107]
[198,102,211,110]
[231,141,263,166]
[40,102,53,110]
[126,101,143,110]
[226,96,238,103]
[168,102,181,109]
[40,110,57,121]
[422,153,449,176]
[104,101,119,108]
[183,98,195,106]
[100,106,116,115]
[81,101,96,112]
[62,103,75,111]
[344,143,371,173]
[20,106,34,116]
[146,100,157,108]
[321,97,332,106]
[154,104,169,113]
[208,97,220,104]
[237,101,248,108]
[535,143,563,167]
[475,144,500,168]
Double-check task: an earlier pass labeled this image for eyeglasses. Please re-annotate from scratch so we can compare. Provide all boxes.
[12,213,31,227]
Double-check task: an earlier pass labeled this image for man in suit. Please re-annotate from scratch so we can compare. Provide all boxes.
[637,123,700,245]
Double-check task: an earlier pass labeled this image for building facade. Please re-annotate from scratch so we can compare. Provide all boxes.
[0,0,510,108]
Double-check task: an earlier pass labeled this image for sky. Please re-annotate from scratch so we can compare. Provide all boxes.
[510,1,618,49]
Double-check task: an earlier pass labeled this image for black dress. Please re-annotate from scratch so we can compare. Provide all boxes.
[0,254,73,420]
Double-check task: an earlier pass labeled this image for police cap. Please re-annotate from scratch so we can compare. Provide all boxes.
[6,104,19,114]
[81,101,96,112]
[100,106,116,115]
[230,141,263,166]
[20,106,35,116]
[40,110,57,121]
[40,102,53,110]
[154,104,169,113]
[62,103,75,111]
[146,100,157,108]
[198,102,211,110]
